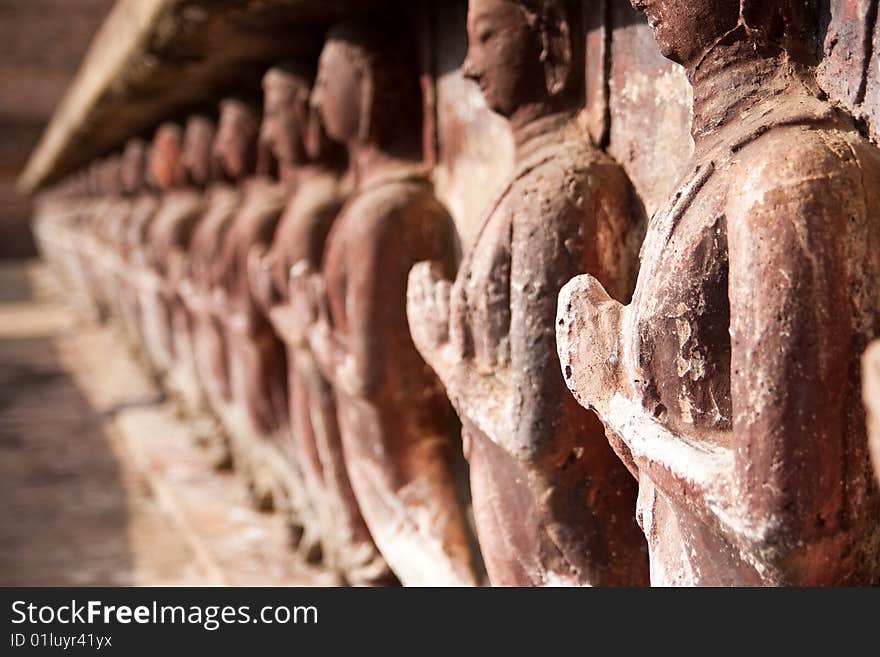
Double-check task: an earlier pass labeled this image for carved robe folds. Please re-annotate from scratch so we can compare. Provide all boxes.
[310,169,479,586]
[410,116,648,586]
[558,85,880,586]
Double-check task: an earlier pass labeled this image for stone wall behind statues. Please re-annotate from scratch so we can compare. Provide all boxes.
[431,0,515,251]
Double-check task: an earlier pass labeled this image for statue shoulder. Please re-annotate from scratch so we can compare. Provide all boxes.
[508,143,627,222]
[729,125,872,224]
[347,177,446,231]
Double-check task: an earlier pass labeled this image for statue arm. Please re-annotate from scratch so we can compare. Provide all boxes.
[407,260,511,434]
[727,170,852,553]
[295,212,388,399]
[246,244,275,313]
[406,260,455,380]
[324,212,400,400]
[293,266,347,388]
[165,206,201,289]
[508,198,587,464]
[556,196,731,528]
[211,222,239,297]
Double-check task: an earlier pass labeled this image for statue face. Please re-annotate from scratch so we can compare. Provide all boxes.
[630,0,739,66]
[121,140,146,194]
[462,0,545,118]
[149,124,185,190]
[312,42,362,145]
[182,117,215,186]
[261,73,303,167]
[214,101,258,180]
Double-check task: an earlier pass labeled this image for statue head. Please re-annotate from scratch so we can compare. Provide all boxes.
[213,98,261,182]
[120,138,148,195]
[260,63,315,168]
[182,115,216,187]
[312,20,422,155]
[462,0,585,118]
[630,0,820,68]
[149,123,186,190]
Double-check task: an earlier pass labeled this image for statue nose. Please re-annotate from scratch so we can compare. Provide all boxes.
[461,55,479,82]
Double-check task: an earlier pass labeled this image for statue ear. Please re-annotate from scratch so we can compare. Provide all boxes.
[540,1,572,98]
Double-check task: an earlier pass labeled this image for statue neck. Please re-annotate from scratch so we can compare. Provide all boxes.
[350,141,424,192]
[279,162,338,192]
[277,163,298,189]
[686,37,821,152]
[509,105,578,164]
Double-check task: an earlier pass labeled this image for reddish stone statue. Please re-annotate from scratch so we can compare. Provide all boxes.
[180,99,260,466]
[107,159,147,337]
[292,22,480,585]
[210,84,310,543]
[149,116,216,413]
[248,64,392,583]
[407,0,648,586]
[557,0,880,585]
[134,123,187,378]
[115,140,162,363]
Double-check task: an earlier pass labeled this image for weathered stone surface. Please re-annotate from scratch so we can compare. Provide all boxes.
[819,0,880,142]
[558,0,880,586]
[431,0,514,250]
[250,64,392,584]
[294,20,481,586]
[22,0,880,589]
[409,0,648,587]
[606,0,693,218]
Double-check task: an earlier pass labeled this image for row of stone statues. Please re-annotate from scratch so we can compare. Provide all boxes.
[31,0,880,586]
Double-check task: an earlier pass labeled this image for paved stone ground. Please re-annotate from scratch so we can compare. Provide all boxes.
[0,260,335,586]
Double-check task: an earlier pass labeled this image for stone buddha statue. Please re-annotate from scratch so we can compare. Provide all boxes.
[181,99,261,467]
[557,0,880,585]
[291,21,481,585]
[407,0,648,586]
[134,123,187,378]
[210,79,310,544]
[118,138,160,356]
[247,63,392,583]
[148,116,216,415]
